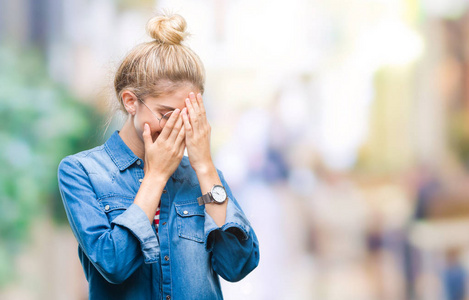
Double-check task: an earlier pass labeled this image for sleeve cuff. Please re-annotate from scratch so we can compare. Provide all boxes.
[111,203,160,263]
[204,198,251,252]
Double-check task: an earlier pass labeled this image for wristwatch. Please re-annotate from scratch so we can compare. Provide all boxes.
[197,184,227,205]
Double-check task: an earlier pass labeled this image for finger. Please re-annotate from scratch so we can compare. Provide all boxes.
[177,139,186,158]
[159,108,180,140]
[196,93,206,115]
[175,123,185,147]
[181,107,192,133]
[168,112,184,143]
[142,123,153,149]
[185,98,198,127]
[189,92,200,113]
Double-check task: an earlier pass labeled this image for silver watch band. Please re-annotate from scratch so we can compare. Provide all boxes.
[197,193,212,206]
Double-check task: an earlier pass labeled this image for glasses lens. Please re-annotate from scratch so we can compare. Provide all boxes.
[159,111,174,128]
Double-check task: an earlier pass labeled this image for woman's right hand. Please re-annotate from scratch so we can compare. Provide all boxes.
[142,109,186,181]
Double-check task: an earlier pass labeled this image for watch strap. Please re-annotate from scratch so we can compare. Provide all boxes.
[197,193,212,206]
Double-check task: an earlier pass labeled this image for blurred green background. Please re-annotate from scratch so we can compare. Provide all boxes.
[0,44,102,286]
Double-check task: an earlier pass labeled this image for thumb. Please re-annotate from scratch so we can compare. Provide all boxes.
[142,123,152,149]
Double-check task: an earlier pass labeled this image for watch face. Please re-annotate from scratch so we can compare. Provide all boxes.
[211,185,227,203]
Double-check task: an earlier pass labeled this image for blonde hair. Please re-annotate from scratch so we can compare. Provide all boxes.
[113,13,205,114]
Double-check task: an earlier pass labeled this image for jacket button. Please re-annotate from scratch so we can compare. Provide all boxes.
[183,210,188,215]
[164,255,169,261]
[104,205,110,211]
[138,178,143,183]
[163,189,167,193]
[166,296,171,300]
[136,160,141,165]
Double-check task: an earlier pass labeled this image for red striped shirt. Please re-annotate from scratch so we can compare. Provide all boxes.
[154,201,161,230]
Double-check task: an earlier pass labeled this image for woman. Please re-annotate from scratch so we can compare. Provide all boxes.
[58,13,259,300]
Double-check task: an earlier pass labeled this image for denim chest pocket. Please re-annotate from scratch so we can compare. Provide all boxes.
[174,201,205,243]
[99,196,134,223]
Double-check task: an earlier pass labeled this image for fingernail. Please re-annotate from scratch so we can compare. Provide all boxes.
[185,98,190,103]
[144,123,149,130]
[189,92,194,96]
[175,108,180,113]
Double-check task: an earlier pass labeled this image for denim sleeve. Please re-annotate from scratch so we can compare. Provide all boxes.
[57,156,159,285]
[203,171,260,282]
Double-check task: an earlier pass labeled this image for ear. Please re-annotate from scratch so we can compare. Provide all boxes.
[122,90,138,115]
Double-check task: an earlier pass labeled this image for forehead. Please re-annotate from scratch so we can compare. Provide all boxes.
[144,84,201,108]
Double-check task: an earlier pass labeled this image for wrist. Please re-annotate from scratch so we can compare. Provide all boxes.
[194,161,216,176]
[144,171,168,185]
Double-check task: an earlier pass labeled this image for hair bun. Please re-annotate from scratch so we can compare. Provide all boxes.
[146,13,188,45]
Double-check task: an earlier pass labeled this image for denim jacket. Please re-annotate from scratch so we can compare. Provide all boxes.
[57,131,260,300]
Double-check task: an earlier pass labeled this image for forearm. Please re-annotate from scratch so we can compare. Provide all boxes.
[58,157,160,284]
[196,163,227,227]
[203,189,260,282]
[133,172,167,223]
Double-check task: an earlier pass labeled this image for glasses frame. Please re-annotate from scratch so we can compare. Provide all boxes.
[138,98,174,130]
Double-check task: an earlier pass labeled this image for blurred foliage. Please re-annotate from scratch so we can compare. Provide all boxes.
[0,44,103,286]
[448,109,469,168]
[116,0,155,11]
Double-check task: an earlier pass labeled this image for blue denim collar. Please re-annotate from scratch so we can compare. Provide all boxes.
[104,130,139,171]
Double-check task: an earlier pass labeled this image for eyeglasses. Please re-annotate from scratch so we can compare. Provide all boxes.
[138,99,174,130]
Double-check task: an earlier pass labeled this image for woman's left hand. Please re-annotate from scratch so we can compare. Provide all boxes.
[181,92,214,173]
